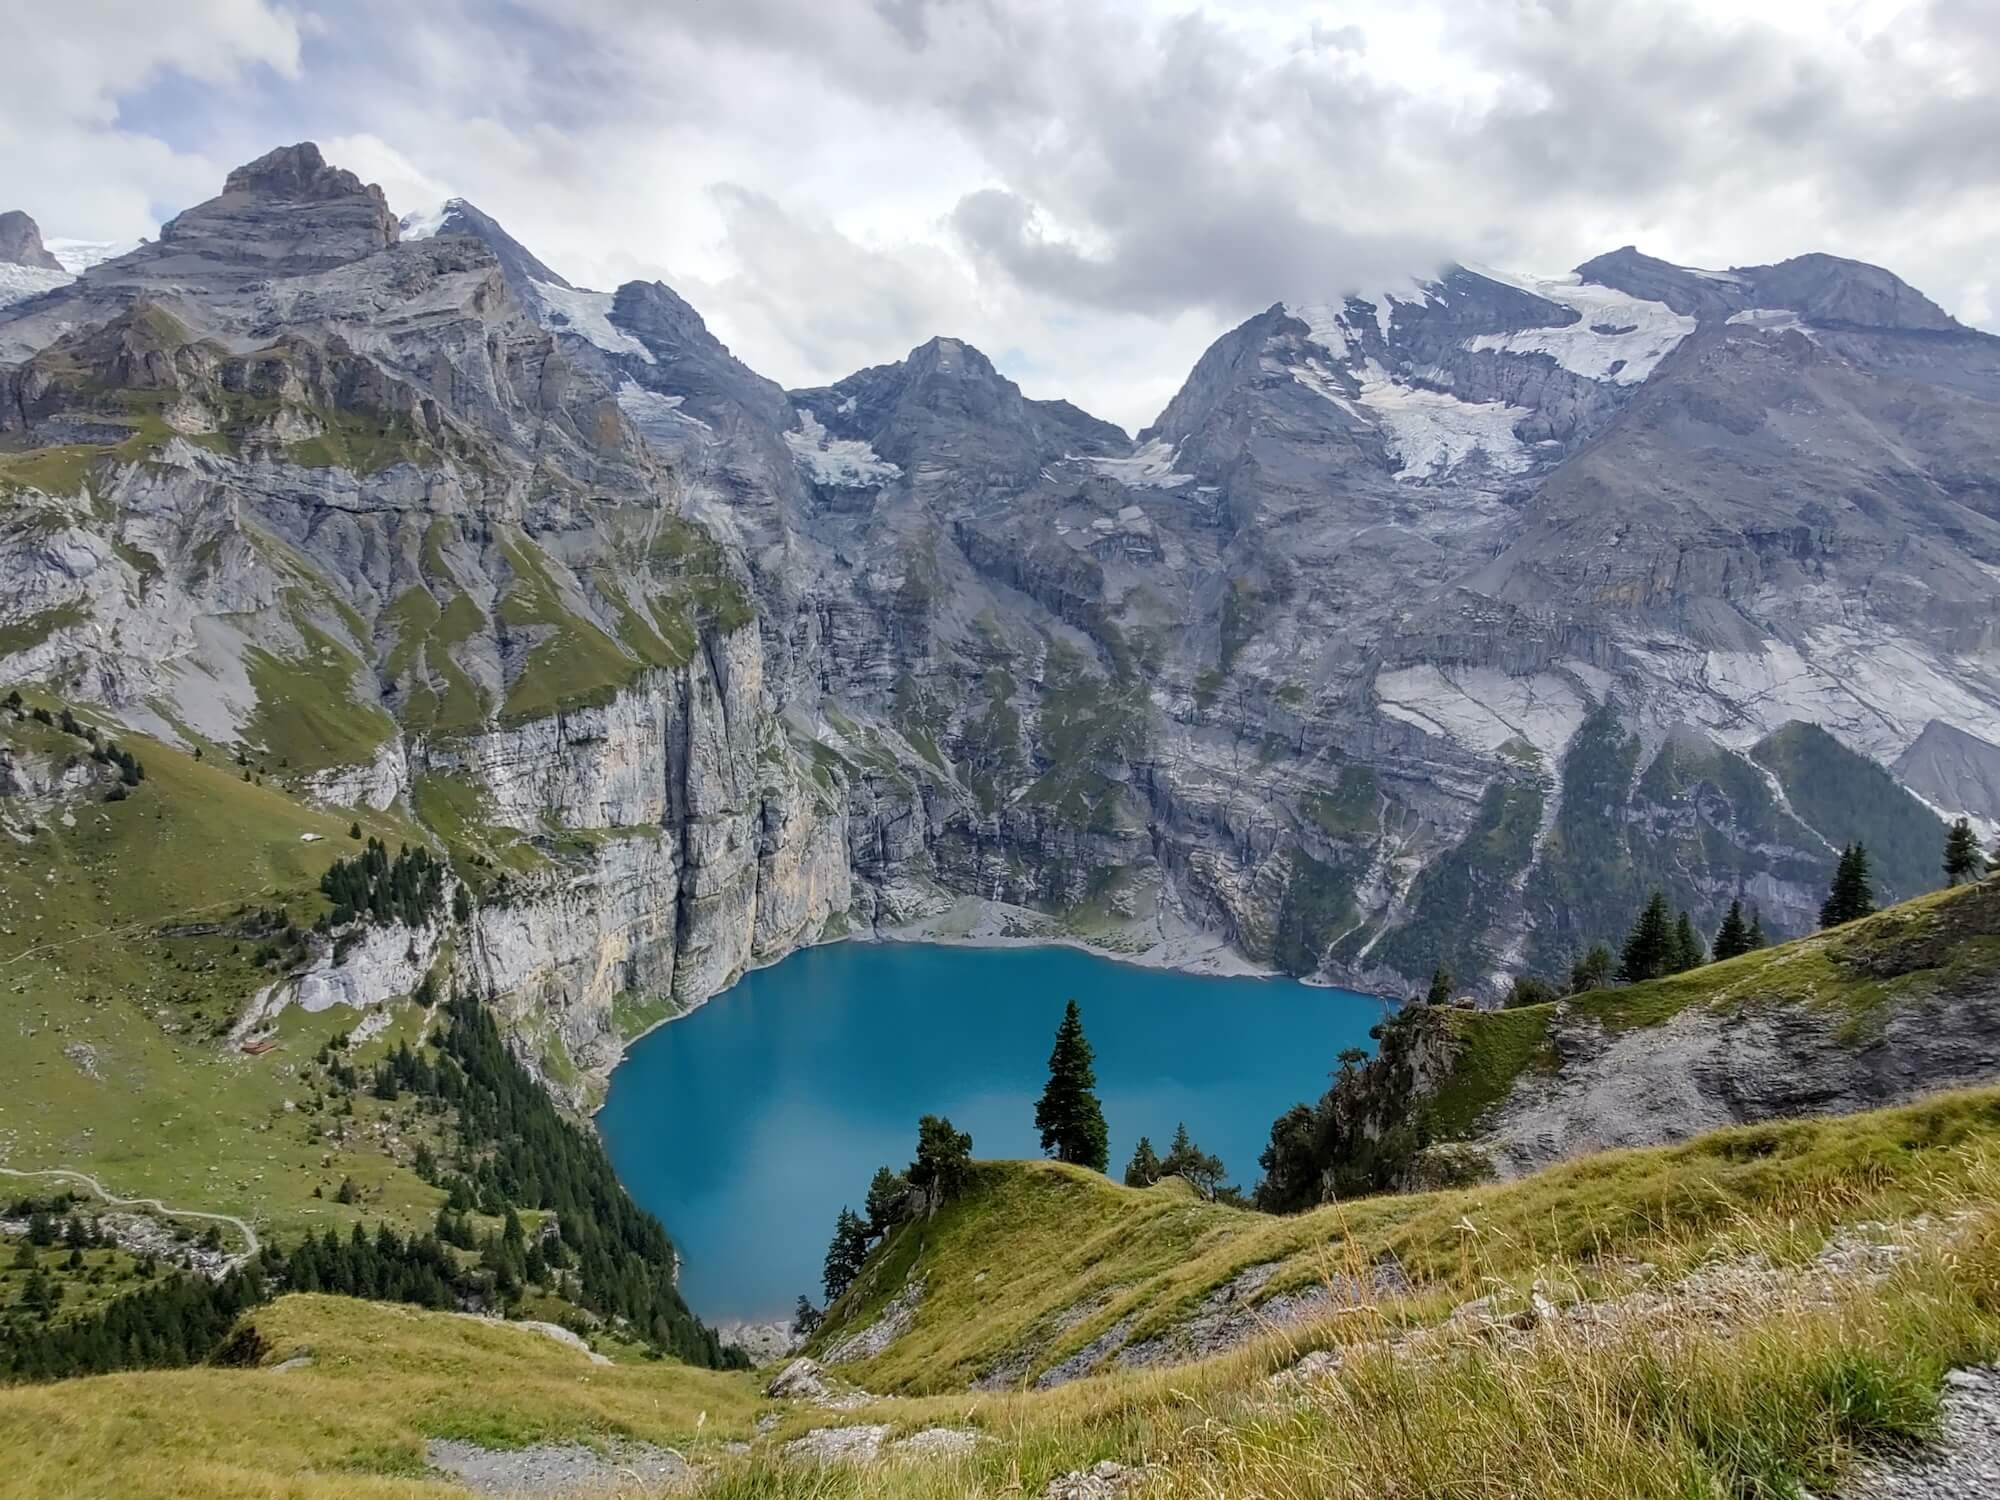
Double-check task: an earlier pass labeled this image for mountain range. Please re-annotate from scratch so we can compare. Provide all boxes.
[4,141,1998,1092]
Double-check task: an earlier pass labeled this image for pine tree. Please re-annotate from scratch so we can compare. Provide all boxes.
[1711,899,1752,961]
[1944,818,1982,885]
[1670,912,1705,974]
[822,1207,869,1304]
[863,1166,909,1238]
[1424,968,1453,1005]
[1619,892,1674,981]
[1747,910,1766,949]
[1159,1122,1228,1200]
[1034,1000,1109,1171]
[907,1115,973,1214]
[1123,1136,1162,1188]
[792,1295,823,1338]
[1820,844,1876,927]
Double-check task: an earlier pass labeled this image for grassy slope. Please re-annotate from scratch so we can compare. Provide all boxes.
[0,1294,763,1499]
[6,1094,1998,1499]
[0,711,447,1242]
[813,1088,2000,1397]
[1418,875,2000,1140]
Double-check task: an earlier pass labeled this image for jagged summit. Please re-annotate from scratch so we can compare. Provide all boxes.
[0,210,62,271]
[791,333,1125,478]
[399,196,574,294]
[222,142,382,206]
[141,141,399,274]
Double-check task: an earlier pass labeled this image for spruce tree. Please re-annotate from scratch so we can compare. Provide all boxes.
[1711,900,1751,962]
[1618,892,1674,981]
[863,1166,909,1238]
[1424,968,1453,1005]
[1670,912,1705,974]
[1123,1136,1162,1187]
[1747,910,1766,948]
[1944,818,1982,885]
[1820,844,1876,927]
[1034,1000,1109,1171]
[822,1207,869,1304]
[908,1115,973,1214]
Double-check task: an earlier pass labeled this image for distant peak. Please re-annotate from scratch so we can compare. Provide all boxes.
[0,209,62,271]
[223,142,377,204]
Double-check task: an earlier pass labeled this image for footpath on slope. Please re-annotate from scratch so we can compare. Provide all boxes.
[0,1164,261,1261]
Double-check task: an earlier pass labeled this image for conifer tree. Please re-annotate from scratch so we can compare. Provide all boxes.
[1944,818,1982,885]
[1711,899,1752,961]
[1820,844,1876,927]
[1160,1122,1228,1200]
[1670,912,1705,973]
[863,1166,909,1238]
[908,1115,973,1214]
[1034,1000,1109,1171]
[1424,968,1453,1005]
[1618,892,1674,981]
[822,1207,869,1304]
[1747,910,1766,949]
[1123,1136,1162,1187]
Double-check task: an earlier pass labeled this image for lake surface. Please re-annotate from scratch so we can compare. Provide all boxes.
[597,941,1388,1320]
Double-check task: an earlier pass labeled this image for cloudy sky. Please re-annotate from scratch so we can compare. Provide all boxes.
[8,0,1998,431]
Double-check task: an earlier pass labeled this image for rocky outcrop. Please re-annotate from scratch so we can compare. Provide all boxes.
[0,211,61,271]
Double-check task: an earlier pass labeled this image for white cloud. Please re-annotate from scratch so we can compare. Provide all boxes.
[4,0,1998,433]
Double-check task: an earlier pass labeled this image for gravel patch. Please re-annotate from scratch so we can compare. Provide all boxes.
[1842,1366,2000,1500]
[425,1437,691,1495]
[1042,1459,1152,1498]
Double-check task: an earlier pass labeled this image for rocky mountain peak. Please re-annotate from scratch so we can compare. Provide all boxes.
[1748,251,1959,332]
[0,210,62,271]
[222,142,378,206]
[400,196,573,295]
[154,142,398,271]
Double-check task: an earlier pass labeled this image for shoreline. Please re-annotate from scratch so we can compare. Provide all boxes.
[594,894,1397,1114]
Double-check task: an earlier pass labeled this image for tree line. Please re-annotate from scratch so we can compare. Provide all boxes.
[3,987,748,1383]
[318,837,449,930]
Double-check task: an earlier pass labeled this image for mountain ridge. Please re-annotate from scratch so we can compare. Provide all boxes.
[1,139,1995,1051]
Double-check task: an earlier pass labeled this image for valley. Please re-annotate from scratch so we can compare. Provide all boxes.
[2,134,2000,1498]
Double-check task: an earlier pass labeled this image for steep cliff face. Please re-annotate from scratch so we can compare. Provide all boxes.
[3,141,1998,1080]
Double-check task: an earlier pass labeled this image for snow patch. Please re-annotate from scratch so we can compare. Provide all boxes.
[1355,362,1534,481]
[1679,263,1749,285]
[616,380,712,440]
[530,280,655,363]
[0,263,72,310]
[1727,307,1818,341]
[43,237,142,274]
[1083,437,1194,488]
[1463,270,1696,385]
[397,199,462,241]
[1286,354,1366,416]
[786,408,901,489]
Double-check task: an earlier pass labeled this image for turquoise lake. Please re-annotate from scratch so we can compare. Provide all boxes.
[597,941,1388,1320]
